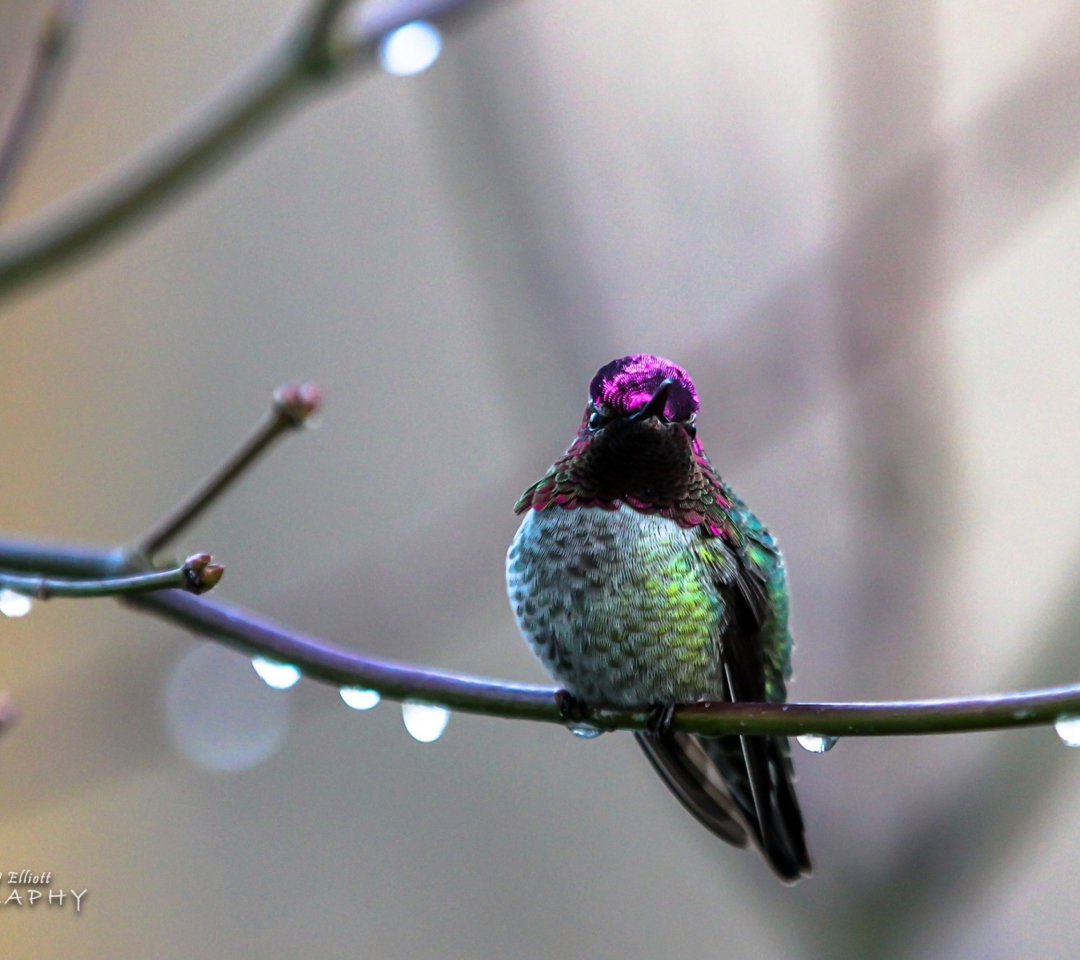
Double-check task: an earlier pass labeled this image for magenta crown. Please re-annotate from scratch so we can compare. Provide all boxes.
[589,354,699,422]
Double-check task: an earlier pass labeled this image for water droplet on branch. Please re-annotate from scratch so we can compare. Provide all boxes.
[402,702,450,742]
[1055,716,1080,747]
[0,590,33,618]
[340,687,381,711]
[797,733,838,754]
[251,658,301,690]
[567,723,603,739]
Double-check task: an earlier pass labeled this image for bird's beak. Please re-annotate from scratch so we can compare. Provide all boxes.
[628,378,675,423]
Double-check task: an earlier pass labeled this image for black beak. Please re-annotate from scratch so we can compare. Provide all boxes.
[628,378,675,423]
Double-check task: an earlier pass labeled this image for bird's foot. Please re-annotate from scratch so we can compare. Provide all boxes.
[554,691,605,738]
[646,703,676,735]
[555,690,589,725]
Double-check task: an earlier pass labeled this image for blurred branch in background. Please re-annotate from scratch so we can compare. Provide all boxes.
[778,562,1080,960]
[0,0,87,215]
[4,385,1080,741]
[0,693,17,740]
[2,3,1080,957]
[0,0,503,300]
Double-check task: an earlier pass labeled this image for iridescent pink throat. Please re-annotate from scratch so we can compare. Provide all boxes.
[515,436,737,543]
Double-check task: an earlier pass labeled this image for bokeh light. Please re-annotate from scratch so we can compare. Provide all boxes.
[377,21,442,77]
[164,644,291,772]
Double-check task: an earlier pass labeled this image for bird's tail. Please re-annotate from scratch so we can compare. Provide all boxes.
[635,729,811,883]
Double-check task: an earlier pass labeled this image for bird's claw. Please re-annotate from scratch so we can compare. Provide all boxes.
[555,690,589,725]
[646,703,676,735]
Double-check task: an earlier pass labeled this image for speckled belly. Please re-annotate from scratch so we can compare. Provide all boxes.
[506,505,726,707]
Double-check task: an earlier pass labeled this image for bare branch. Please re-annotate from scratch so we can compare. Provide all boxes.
[0,0,508,301]
[124,588,1080,737]
[0,530,1078,737]
[0,553,223,600]
[129,588,561,720]
[0,0,87,215]
[0,540,127,578]
[137,383,322,558]
[4,372,1078,739]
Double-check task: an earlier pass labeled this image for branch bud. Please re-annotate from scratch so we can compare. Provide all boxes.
[182,554,224,594]
[273,383,323,428]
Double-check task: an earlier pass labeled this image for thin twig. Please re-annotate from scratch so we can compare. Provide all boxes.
[137,384,321,558]
[0,553,222,600]
[0,0,87,215]
[0,540,127,577]
[0,0,506,301]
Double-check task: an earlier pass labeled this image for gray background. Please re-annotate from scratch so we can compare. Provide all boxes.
[2,0,1080,956]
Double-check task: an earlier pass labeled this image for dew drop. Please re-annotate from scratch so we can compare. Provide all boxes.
[797,733,838,754]
[251,658,301,690]
[0,590,33,618]
[568,722,603,739]
[340,687,381,711]
[402,702,450,742]
[1055,716,1080,747]
[378,21,442,76]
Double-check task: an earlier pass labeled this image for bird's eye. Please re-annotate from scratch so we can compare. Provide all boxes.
[588,407,610,431]
[684,416,697,439]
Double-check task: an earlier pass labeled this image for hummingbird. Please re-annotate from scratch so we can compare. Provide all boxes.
[505,354,811,882]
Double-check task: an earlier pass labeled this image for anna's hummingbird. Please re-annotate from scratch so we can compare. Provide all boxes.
[506,354,811,882]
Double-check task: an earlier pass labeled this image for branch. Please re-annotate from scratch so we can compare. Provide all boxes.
[120,587,1080,737]
[3,525,1079,737]
[129,588,560,719]
[0,0,504,301]
[137,384,322,558]
[0,0,87,215]
[0,553,223,599]
[4,522,1077,738]
[4,380,1078,740]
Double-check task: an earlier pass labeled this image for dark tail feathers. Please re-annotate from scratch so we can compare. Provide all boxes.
[636,730,811,883]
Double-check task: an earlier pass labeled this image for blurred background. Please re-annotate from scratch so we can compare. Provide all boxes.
[2,0,1080,956]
